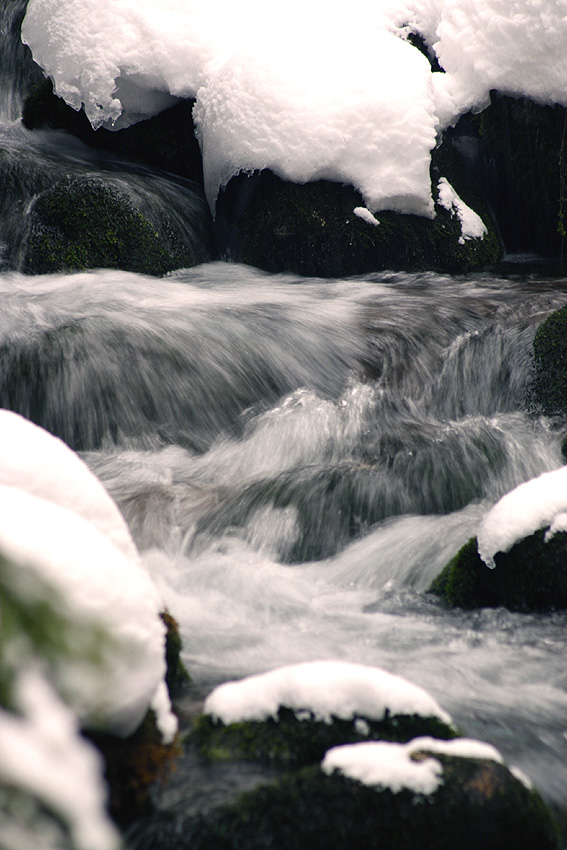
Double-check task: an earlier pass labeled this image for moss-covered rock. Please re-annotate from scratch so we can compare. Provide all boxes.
[428,531,567,612]
[129,752,559,850]
[531,305,567,416]
[22,175,204,275]
[215,138,500,277]
[188,705,456,767]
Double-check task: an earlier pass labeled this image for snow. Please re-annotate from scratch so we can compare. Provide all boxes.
[203,659,453,725]
[353,207,380,227]
[0,671,120,850]
[437,178,487,243]
[0,482,172,737]
[321,735,503,795]
[478,465,567,568]
[0,411,178,848]
[21,0,567,217]
[0,410,138,562]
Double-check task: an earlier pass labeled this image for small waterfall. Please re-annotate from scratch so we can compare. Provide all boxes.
[0,0,43,123]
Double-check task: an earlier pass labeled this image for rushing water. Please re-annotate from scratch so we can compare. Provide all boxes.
[1,262,566,827]
[0,2,566,838]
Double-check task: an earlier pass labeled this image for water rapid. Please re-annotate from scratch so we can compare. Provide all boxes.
[0,263,566,818]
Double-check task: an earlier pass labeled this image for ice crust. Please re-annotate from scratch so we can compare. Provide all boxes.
[203,659,453,725]
[21,0,567,216]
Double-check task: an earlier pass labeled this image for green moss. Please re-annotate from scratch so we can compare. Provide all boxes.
[22,176,196,276]
[160,610,191,698]
[531,305,567,416]
[187,705,457,766]
[137,756,559,850]
[429,531,567,612]
[217,138,500,277]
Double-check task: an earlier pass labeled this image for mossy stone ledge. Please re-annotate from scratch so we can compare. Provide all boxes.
[187,705,457,767]
[429,532,567,612]
[22,175,203,276]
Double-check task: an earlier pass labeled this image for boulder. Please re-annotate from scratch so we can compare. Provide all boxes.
[22,175,213,275]
[531,305,567,416]
[474,92,567,260]
[428,532,567,612]
[129,739,559,850]
[214,139,500,277]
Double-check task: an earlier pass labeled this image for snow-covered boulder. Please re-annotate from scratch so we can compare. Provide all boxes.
[429,466,567,612]
[0,410,179,847]
[189,660,457,764]
[159,709,559,850]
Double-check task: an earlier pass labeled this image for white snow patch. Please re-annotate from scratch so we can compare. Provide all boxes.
[437,177,487,243]
[0,410,138,562]
[353,207,380,227]
[321,735,503,795]
[21,0,567,216]
[478,465,567,569]
[0,483,174,738]
[0,670,120,850]
[203,659,453,725]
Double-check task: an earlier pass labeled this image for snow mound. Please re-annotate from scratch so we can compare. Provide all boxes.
[0,409,138,562]
[321,735,503,795]
[478,465,567,569]
[203,659,453,725]
[21,0,567,216]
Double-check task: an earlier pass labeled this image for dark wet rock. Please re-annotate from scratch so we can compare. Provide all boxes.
[187,705,456,767]
[22,77,204,185]
[88,709,181,828]
[474,92,567,260]
[429,532,567,612]
[531,305,567,416]
[214,139,500,277]
[127,750,559,850]
[22,175,213,275]
[160,610,191,698]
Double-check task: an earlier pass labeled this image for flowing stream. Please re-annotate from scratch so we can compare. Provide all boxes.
[0,2,566,839]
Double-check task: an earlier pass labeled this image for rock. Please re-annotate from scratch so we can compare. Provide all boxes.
[22,175,213,275]
[215,139,500,277]
[188,705,456,767]
[428,532,567,612]
[531,305,567,416]
[129,744,559,850]
[160,611,191,699]
[474,92,567,260]
[88,709,181,828]
[22,78,204,185]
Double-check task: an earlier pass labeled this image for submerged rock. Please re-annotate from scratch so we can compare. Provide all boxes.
[428,532,567,612]
[22,175,212,276]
